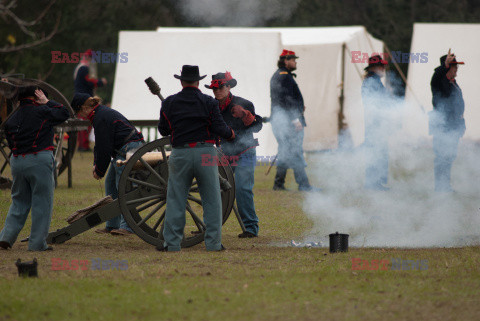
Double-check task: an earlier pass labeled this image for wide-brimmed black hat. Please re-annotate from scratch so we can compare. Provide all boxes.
[174,65,206,82]
[15,85,49,100]
[205,72,237,89]
[17,86,38,100]
[71,93,92,113]
[364,55,388,71]
[440,54,465,68]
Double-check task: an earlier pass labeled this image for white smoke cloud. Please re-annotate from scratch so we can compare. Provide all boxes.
[176,0,299,26]
[302,72,480,248]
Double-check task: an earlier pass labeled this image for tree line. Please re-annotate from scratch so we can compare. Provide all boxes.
[1,0,479,102]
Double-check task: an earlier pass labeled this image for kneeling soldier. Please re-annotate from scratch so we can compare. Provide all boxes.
[71,93,144,235]
[158,65,235,252]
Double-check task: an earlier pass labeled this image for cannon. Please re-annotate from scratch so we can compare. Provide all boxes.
[46,136,238,248]
[0,76,88,188]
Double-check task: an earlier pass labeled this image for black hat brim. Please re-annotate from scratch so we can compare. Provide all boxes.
[205,79,237,89]
[174,74,207,82]
[364,62,387,71]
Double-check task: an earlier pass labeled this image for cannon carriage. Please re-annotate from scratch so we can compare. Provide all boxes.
[47,136,238,248]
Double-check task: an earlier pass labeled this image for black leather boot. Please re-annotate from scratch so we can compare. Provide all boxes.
[273,167,288,190]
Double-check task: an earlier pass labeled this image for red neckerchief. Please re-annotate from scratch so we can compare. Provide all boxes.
[219,93,232,112]
[86,104,99,122]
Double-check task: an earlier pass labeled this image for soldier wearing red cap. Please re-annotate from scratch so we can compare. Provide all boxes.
[74,49,108,152]
[270,49,319,192]
[74,49,107,96]
[429,51,466,192]
[362,54,393,191]
[206,71,263,238]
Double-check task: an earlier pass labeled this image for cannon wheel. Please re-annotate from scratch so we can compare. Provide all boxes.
[118,137,235,248]
[54,130,77,177]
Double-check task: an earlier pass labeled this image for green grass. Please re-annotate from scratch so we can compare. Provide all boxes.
[1,151,480,321]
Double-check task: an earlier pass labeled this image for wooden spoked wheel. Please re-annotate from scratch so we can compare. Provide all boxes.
[118,137,235,248]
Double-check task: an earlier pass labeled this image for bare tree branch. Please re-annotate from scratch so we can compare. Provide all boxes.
[17,0,56,27]
[40,61,56,81]
[0,0,57,38]
[0,14,60,53]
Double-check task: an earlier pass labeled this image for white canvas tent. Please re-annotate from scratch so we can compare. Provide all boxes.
[112,27,384,157]
[406,23,480,140]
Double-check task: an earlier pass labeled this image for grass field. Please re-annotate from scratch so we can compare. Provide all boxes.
[1,149,480,321]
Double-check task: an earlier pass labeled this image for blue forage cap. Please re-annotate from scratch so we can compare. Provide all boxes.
[71,93,91,113]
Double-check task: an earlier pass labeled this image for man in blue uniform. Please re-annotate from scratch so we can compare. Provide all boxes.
[206,71,262,238]
[158,65,235,251]
[0,86,69,251]
[73,49,107,96]
[73,49,107,152]
[71,93,144,235]
[429,51,465,192]
[270,49,319,192]
[361,55,392,191]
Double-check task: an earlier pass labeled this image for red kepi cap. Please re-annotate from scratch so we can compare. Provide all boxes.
[280,49,298,59]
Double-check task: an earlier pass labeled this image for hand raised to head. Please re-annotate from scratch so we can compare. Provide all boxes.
[34,89,48,105]
[445,49,455,68]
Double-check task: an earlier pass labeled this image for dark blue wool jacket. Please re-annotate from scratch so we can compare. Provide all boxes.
[158,87,233,147]
[74,65,105,96]
[4,98,69,156]
[218,94,262,156]
[89,105,143,177]
[430,64,465,134]
[361,72,392,142]
[270,67,306,126]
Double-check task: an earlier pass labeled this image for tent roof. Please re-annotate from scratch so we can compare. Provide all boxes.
[156,26,370,45]
[112,26,383,154]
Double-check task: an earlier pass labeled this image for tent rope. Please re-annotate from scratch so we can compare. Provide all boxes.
[383,43,425,113]
[365,29,426,114]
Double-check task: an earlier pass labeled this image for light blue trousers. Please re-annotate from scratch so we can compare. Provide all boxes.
[0,151,54,251]
[433,133,460,191]
[232,149,259,235]
[105,141,144,231]
[163,145,223,251]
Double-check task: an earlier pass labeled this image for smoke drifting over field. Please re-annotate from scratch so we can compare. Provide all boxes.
[176,0,299,26]
[303,72,480,248]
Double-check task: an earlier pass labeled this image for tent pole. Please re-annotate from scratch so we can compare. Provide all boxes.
[338,43,346,134]
[337,43,351,149]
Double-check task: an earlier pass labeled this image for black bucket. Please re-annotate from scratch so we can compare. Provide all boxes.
[329,232,349,253]
[16,258,38,277]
